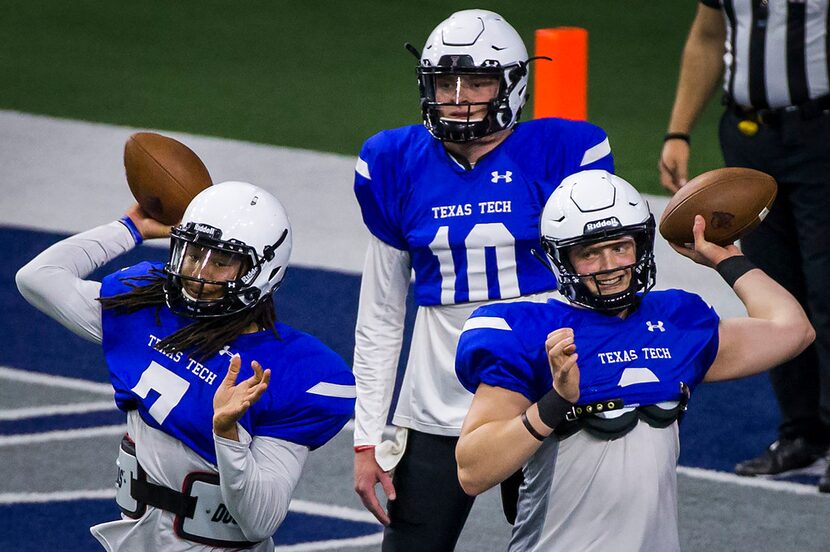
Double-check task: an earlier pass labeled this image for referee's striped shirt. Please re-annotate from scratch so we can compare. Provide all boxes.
[702,0,829,108]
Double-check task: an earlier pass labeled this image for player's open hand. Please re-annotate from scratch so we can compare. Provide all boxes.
[669,215,741,269]
[354,449,396,525]
[125,203,173,240]
[213,354,271,441]
[545,328,580,403]
[658,139,689,194]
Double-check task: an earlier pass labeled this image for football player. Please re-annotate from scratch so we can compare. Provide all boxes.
[16,182,355,551]
[455,170,814,551]
[351,9,614,549]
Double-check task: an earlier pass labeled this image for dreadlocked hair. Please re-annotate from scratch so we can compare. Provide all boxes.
[97,267,279,361]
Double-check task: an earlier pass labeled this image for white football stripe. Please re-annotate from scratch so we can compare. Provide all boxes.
[579,136,611,166]
[462,316,512,332]
[306,382,357,399]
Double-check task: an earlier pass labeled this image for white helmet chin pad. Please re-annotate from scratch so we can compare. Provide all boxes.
[417,9,529,142]
[164,181,292,318]
[540,170,657,312]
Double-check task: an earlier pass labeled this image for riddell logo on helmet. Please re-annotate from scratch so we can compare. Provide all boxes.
[192,224,221,238]
[584,217,621,233]
[240,266,258,284]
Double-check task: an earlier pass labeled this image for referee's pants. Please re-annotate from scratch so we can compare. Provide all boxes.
[382,430,475,552]
[719,108,830,445]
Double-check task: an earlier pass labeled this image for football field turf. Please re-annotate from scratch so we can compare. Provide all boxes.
[1,112,829,551]
[2,1,725,193]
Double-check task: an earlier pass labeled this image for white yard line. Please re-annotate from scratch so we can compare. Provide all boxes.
[272,533,383,551]
[0,401,117,421]
[289,499,378,524]
[0,366,112,394]
[0,425,126,447]
[0,488,116,504]
[677,466,824,496]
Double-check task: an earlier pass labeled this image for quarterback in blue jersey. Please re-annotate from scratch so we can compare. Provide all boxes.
[17,182,355,551]
[455,170,814,551]
[351,9,613,550]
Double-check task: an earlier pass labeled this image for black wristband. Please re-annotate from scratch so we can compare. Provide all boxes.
[520,411,546,442]
[664,132,691,145]
[536,388,573,429]
[716,255,757,287]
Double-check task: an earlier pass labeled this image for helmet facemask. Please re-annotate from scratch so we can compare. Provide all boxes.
[165,222,285,318]
[543,218,657,313]
[415,10,530,143]
[418,59,527,142]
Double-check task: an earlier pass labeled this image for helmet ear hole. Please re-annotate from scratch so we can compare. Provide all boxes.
[508,66,525,81]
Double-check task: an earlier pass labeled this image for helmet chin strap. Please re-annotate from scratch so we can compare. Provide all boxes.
[585,282,637,313]
[181,286,200,302]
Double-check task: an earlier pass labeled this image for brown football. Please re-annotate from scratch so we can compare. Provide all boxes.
[659,167,777,246]
[124,132,213,224]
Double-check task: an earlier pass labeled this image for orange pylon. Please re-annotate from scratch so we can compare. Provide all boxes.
[533,27,588,121]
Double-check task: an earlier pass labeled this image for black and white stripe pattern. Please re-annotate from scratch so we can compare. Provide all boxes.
[713,0,829,108]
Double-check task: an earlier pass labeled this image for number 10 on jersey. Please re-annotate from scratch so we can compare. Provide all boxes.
[429,222,519,304]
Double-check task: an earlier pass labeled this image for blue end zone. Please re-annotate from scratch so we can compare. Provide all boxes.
[0,499,380,552]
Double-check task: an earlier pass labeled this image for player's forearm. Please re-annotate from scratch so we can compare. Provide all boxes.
[733,269,815,349]
[706,267,815,382]
[352,368,401,446]
[215,430,308,541]
[352,237,411,444]
[456,406,549,496]
[353,320,405,444]
[353,363,399,445]
[666,7,725,134]
[15,221,137,343]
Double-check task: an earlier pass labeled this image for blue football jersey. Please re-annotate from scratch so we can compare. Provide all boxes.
[456,290,720,408]
[354,119,613,306]
[100,262,356,465]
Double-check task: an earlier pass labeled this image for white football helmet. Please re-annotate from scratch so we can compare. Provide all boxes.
[164,181,292,318]
[540,170,656,312]
[416,9,529,142]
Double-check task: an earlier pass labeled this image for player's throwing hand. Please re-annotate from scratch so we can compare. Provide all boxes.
[669,215,741,268]
[545,328,580,403]
[213,354,271,441]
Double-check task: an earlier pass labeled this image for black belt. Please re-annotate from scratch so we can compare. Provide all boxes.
[726,94,830,126]
[131,478,197,518]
